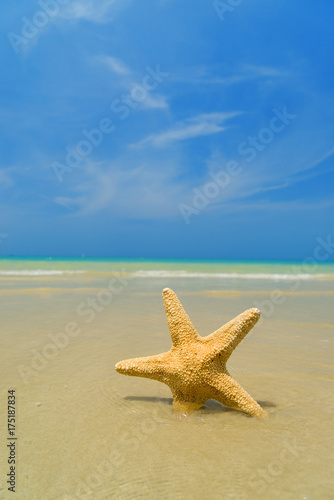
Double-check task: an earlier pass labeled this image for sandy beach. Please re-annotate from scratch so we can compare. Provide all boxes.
[0,259,333,499]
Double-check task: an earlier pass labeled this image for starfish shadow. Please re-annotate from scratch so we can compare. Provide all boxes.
[202,400,237,414]
[202,399,276,416]
[257,400,276,408]
[124,395,173,406]
[124,396,276,415]
[124,395,238,416]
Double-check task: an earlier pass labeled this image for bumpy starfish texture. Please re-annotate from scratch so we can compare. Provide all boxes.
[115,288,268,418]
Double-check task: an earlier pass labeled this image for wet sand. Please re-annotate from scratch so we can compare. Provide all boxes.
[0,272,333,499]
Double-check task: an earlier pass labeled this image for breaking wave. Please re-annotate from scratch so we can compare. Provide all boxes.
[0,269,333,280]
[131,270,331,280]
[0,270,85,276]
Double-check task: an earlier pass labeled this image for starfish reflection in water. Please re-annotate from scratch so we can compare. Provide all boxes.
[116,288,268,418]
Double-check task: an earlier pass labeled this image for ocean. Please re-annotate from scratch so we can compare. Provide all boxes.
[0,257,333,499]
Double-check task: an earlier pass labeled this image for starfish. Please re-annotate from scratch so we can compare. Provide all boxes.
[115,288,268,418]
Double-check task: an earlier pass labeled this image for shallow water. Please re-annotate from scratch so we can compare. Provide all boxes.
[0,261,333,499]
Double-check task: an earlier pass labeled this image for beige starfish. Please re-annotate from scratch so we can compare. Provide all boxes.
[115,288,268,418]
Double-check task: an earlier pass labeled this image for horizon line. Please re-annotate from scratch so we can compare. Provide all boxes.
[0,255,333,265]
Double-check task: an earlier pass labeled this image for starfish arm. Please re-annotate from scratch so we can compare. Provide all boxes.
[206,308,261,360]
[208,373,268,418]
[162,288,200,346]
[115,353,170,382]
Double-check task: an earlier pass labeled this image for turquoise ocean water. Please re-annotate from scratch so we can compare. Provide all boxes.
[0,256,334,279]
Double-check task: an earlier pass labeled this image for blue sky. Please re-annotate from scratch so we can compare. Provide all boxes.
[1,0,334,259]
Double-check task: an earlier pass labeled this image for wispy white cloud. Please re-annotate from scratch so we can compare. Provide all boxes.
[299,146,334,173]
[241,64,289,78]
[255,146,334,194]
[175,102,334,217]
[60,0,131,24]
[14,0,133,53]
[91,56,169,111]
[211,198,334,215]
[173,63,290,85]
[137,94,168,110]
[53,157,188,218]
[0,169,13,189]
[95,55,131,75]
[55,172,116,214]
[227,146,334,201]
[132,112,240,148]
